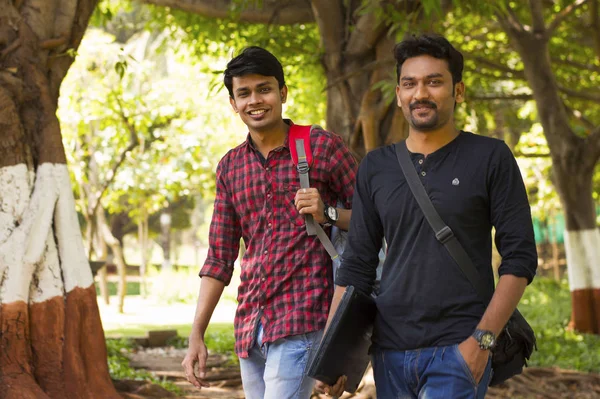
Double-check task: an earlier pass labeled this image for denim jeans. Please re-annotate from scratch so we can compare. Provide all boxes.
[238,322,323,399]
[372,344,493,399]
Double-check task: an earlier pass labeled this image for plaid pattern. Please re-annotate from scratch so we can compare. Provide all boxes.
[200,124,357,357]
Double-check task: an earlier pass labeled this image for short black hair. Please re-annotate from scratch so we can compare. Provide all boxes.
[394,34,463,86]
[223,46,285,97]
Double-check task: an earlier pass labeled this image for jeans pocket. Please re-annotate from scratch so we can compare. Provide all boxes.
[452,344,478,387]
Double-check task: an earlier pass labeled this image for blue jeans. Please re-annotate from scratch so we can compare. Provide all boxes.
[238,322,323,399]
[372,344,492,399]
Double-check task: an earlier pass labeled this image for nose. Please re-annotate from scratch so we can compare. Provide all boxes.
[248,91,263,105]
[414,82,430,100]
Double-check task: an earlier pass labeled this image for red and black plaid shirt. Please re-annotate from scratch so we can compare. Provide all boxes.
[200,123,357,357]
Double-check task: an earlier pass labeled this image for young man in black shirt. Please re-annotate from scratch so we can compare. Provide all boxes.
[318,34,537,398]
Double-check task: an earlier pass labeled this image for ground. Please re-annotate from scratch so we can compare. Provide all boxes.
[120,345,600,398]
[99,295,600,398]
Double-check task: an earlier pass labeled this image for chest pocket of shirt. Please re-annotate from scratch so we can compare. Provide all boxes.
[278,183,305,227]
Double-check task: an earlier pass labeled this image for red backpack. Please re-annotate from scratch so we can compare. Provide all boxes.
[288,124,339,260]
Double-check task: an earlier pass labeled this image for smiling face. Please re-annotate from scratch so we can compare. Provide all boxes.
[396,55,464,133]
[229,74,287,134]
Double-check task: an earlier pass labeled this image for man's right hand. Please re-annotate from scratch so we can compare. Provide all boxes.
[181,336,210,389]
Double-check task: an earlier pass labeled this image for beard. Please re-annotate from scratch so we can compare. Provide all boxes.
[408,101,439,131]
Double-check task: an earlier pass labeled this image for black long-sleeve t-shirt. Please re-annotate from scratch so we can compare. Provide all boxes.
[336,131,537,351]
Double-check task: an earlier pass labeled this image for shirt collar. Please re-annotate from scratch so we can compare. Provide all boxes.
[244,119,294,153]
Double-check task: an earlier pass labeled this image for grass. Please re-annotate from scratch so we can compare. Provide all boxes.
[104,323,194,338]
[519,276,600,372]
[96,281,141,296]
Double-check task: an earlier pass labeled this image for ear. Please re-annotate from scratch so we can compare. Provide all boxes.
[454,81,465,104]
[229,96,239,113]
[280,85,288,103]
[395,85,403,108]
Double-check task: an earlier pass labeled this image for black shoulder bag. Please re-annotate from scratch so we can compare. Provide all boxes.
[394,141,536,386]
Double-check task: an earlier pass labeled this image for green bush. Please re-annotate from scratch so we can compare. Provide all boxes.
[519,277,600,372]
[95,281,140,296]
[106,338,181,394]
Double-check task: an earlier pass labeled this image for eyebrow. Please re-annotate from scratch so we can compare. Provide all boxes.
[400,73,445,81]
[235,81,273,94]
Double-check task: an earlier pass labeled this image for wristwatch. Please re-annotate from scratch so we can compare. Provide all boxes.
[472,329,497,350]
[323,205,339,226]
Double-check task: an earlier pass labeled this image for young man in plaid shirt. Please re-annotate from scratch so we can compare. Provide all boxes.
[181,46,358,399]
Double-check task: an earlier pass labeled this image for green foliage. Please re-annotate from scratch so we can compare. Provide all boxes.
[519,277,600,372]
[59,27,243,228]
[144,4,326,125]
[106,338,182,394]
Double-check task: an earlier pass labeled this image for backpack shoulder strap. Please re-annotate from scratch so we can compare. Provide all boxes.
[288,124,339,260]
[289,124,317,167]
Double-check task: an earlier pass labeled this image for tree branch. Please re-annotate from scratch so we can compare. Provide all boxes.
[468,93,533,101]
[558,84,600,101]
[138,0,315,24]
[90,99,139,218]
[463,53,527,79]
[513,151,551,158]
[547,0,589,36]
[528,0,546,33]
[590,0,600,60]
[40,36,68,50]
[324,58,394,90]
[551,56,600,73]
[496,4,525,33]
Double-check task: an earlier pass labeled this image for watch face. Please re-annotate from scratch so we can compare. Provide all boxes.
[481,333,495,348]
[327,206,338,221]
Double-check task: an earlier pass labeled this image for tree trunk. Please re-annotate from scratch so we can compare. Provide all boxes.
[498,15,600,334]
[139,206,149,298]
[159,210,172,270]
[554,163,600,334]
[98,208,128,314]
[0,3,120,397]
[311,0,410,156]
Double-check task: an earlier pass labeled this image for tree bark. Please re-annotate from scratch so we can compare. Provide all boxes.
[98,209,128,314]
[0,1,120,397]
[311,0,410,157]
[498,7,600,334]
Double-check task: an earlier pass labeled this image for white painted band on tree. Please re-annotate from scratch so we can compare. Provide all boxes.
[54,164,94,292]
[0,163,93,303]
[565,228,600,291]
[0,164,33,243]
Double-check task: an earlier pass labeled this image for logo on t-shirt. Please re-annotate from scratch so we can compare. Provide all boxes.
[452,178,460,186]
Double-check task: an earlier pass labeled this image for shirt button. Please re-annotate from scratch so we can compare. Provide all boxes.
[268,223,272,227]
[265,167,269,171]
[262,277,266,282]
[421,171,426,176]
[267,193,271,198]
[260,305,265,310]
[418,159,423,165]
[264,250,268,254]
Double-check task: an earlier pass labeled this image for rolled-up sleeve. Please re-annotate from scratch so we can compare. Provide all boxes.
[199,157,241,285]
[489,143,537,283]
[335,154,383,295]
[328,134,358,208]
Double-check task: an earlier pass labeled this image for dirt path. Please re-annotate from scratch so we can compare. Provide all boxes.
[125,347,244,399]
[118,346,600,399]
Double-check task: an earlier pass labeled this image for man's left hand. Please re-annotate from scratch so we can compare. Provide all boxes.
[457,337,490,384]
[294,187,326,224]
